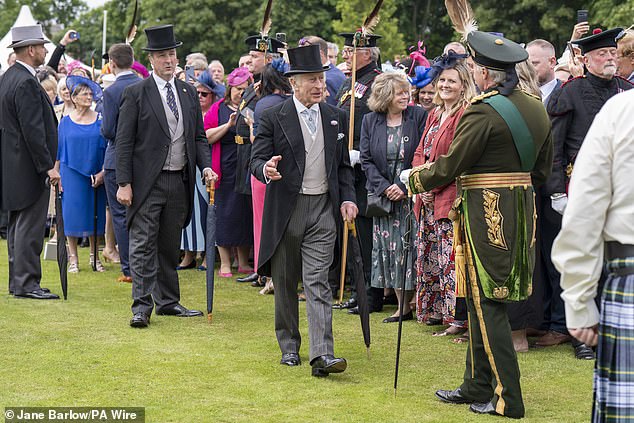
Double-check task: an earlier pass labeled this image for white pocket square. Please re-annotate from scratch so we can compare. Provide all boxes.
[337,133,345,140]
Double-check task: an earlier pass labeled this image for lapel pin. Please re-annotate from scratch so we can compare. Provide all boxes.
[403,136,410,143]
[330,120,338,126]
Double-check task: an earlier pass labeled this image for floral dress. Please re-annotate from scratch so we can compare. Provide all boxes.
[370,125,417,290]
[415,121,458,324]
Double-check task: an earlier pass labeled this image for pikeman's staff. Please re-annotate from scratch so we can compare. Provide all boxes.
[337,0,384,357]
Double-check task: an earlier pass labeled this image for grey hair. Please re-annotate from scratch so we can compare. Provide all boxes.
[488,68,508,85]
[327,42,339,55]
[369,47,380,62]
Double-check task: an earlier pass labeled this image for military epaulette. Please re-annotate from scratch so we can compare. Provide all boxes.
[561,75,585,88]
[471,90,499,104]
[520,90,541,101]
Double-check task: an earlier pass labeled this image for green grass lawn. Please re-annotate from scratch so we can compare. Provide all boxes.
[0,240,592,422]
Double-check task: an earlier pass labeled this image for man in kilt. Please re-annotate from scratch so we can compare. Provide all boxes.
[552,89,634,422]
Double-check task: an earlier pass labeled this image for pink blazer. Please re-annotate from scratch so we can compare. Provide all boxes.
[412,106,466,221]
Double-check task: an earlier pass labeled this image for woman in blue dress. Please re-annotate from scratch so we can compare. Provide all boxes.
[56,76,107,273]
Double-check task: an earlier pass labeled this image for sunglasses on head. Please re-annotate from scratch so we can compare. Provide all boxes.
[616,25,634,42]
[197,91,210,97]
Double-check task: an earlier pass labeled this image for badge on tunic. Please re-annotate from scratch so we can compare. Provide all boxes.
[354,82,368,98]
[493,286,509,300]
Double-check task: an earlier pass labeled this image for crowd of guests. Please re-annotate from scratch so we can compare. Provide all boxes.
[1,15,633,418]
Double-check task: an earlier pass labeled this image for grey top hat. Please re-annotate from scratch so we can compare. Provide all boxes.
[8,24,49,49]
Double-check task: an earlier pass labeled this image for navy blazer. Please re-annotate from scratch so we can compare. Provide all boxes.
[360,106,427,196]
[101,73,142,170]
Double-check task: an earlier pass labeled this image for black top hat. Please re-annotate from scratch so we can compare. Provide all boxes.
[143,25,183,51]
[575,28,622,55]
[284,45,329,76]
[466,31,528,71]
[339,32,382,48]
[245,35,286,54]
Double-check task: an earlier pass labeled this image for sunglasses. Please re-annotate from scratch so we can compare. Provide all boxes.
[197,91,210,98]
[616,25,633,42]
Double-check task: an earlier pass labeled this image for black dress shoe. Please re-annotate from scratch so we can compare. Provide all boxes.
[280,353,301,366]
[469,401,522,419]
[348,305,382,315]
[383,311,413,323]
[574,343,595,360]
[236,273,259,283]
[310,355,347,377]
[14,288,60,300]
[130,313,150,328]
[425,317,443,326]
[176,260,197,270]
[252,276,267,287]
[435,388,475,404]
[156,304,203,317]
[333,298,357,309]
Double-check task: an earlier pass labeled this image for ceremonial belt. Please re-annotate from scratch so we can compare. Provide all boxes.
[459,172,532,190]
[235,135,245,145]
[483,95,536,172]
[606,242,634,276]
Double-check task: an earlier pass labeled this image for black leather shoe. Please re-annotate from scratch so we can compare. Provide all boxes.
[130,313,150,328]
[280,353,301,366]
[435,388,474,404]
[383,311,413,323]
[469,401,522,419]
[156,304,203,317]
[333,298,357,309]
[14,288,59,300]
[310,355,347,377]
[574,343,595,360]
[348,305,382,315]
[237,273,259,283]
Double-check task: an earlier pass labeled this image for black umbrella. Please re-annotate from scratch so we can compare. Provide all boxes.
[91,175,98,271]
[394,198,414,395]
[348,222,371,355]
[205,181,217,323]
[55,185,68,300]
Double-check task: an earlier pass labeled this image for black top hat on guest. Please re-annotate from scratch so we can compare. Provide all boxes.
[284,45,329,76]
[338,32,382,48]
[142,24,183,51]
[574,28,622,55]
[245,35,286,54]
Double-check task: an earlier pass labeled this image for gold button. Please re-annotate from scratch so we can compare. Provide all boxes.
[495,39,504,45]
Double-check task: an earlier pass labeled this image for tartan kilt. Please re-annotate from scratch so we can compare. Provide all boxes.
[593,272,634,422]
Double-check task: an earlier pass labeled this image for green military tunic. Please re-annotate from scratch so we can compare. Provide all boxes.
[234,83,259,196]
[409,88,553,418]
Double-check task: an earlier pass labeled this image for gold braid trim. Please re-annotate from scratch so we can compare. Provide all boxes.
[482,189,508,250]
[471,89,499,104]
[409,163,432,194]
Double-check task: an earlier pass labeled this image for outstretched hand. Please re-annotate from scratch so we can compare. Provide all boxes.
[264,155,282,181]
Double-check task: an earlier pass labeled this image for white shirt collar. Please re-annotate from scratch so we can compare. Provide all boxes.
[15,60,36,77]
[292,95,320,114]
[115,70,135,79]
[540,78,558,102]
[152,72,176,90]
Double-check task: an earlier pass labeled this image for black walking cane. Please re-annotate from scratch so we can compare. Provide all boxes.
[394,194,414,396]
[55,184,68,300]
[91,174,98,271]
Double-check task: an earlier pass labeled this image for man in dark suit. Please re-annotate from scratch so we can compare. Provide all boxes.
[115,25,216,328]
[251,45,357,377]
[101,43,142,284]
[0,25,60,300]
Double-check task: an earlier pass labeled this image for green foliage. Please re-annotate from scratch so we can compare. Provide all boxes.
[332,0,406,64]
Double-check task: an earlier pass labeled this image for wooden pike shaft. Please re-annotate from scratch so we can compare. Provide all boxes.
[347,49,358,150]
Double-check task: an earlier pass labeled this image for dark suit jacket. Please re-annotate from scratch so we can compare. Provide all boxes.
[360,106,426,197]
[101,72,142,170]
[0,63,58,211]
[115,76,211,227]
[250,98,356,277]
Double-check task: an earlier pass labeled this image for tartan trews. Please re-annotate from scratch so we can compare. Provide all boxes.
[593,272,634,422]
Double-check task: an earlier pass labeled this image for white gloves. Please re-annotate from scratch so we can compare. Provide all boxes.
[399,169,411,186]
[349,150,360,167]
[550,193,568,215]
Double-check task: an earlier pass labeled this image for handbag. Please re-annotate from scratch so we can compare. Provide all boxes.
[365,192,392,217]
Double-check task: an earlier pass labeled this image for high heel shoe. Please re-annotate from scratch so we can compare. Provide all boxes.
[102,250,121,264]
[89,255,105,272]
[176,260,197,270]
[68,255,79,274]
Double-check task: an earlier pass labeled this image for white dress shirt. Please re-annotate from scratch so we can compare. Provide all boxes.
[551,90,634,329]
[15,60,36,77]
[539,78,558,104]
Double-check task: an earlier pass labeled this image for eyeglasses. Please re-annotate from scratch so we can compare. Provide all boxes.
[197,91,210,97]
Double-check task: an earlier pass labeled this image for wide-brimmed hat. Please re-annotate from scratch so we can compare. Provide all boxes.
[284,45,329,76]
[195,70,225,97]
[244,35,286,54]
[143,25,182,51]
[8,25,49,49]
[66,75,103,102]
[226,67,252,87]
[339,32,382,48]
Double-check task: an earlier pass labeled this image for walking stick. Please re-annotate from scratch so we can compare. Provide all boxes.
[92,175,98,271]
[394,193,414,396]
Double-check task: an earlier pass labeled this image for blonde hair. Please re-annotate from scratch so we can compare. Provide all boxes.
[516,60,541,98]
[367,72,410,114]
[431,61,476,116]
[40,76,57,94]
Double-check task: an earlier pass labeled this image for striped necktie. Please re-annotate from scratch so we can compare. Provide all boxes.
[165,82,179,122]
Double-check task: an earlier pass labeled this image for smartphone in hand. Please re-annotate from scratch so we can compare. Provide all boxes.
[576,9,588,24]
